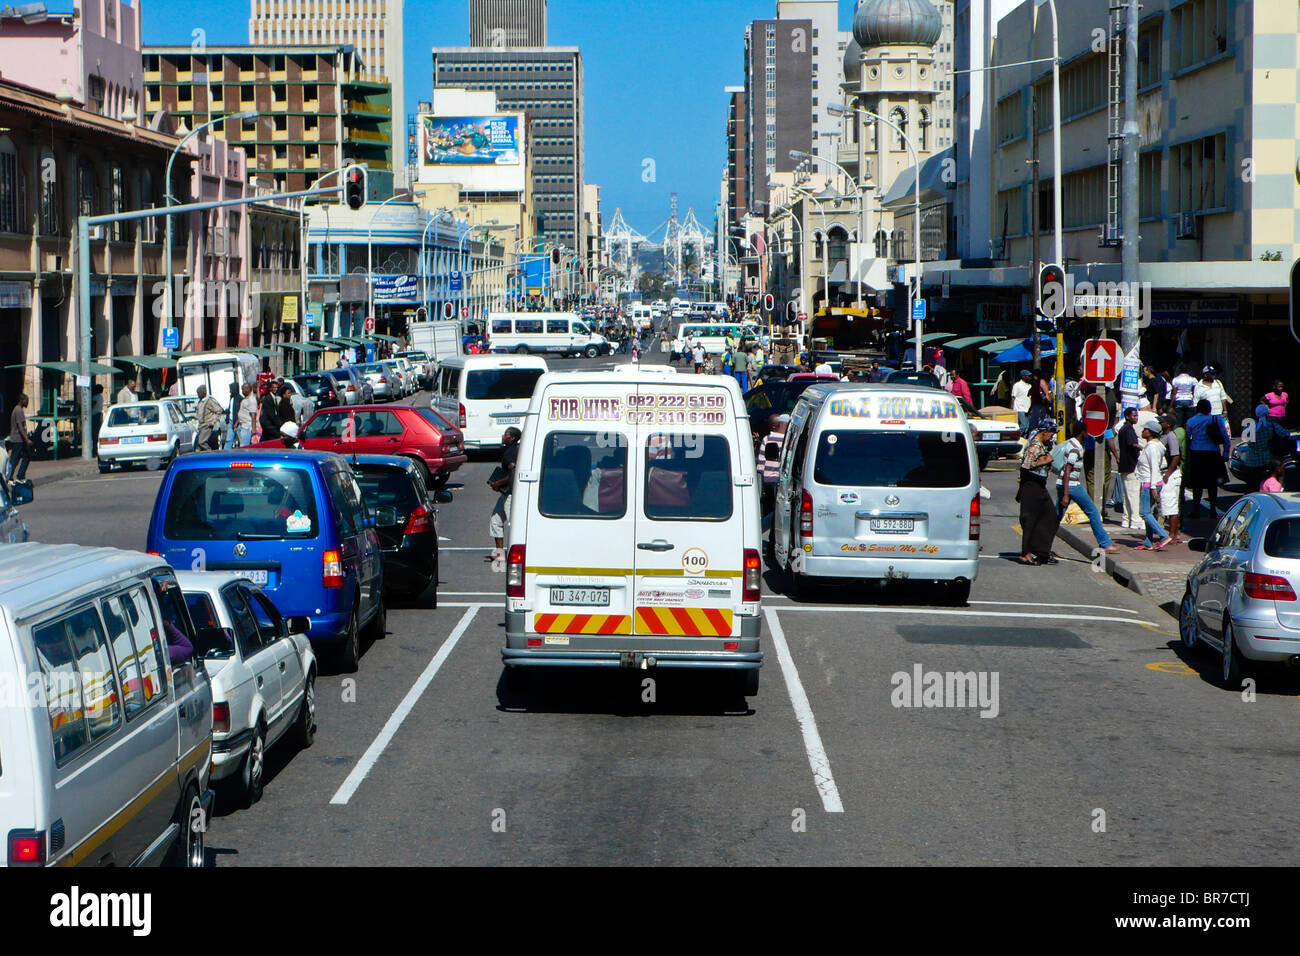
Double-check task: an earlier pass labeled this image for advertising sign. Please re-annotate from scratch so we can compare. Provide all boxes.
[305,304,323,328]
[373,275,419,302]
[422,115,521,166]
[522,254,551,293]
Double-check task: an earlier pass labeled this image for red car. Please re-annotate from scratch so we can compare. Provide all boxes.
[262,405,466,487]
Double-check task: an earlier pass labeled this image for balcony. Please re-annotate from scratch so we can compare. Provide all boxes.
[301,99,319,113]
[344,99,389,118]
[346,127,388,145]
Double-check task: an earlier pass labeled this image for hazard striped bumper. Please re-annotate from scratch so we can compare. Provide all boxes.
[533,612,631,635]
[634,606,734,637]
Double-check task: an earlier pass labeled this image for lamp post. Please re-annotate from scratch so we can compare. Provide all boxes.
[771,205,804,338]
[790,148,866,310]
[367,189,425,335]
[824,103,923,371]
[420,205,468,317]
[789,185,831,338]
[164,110,258,341]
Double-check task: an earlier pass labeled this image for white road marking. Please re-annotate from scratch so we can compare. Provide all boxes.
[765,608,843,813]
[771,605,1155,627]
[330,604,481,806]
[968,600,1139,614]
[441,547,495,552]
[440,591,506,596]
[66,476,158,484]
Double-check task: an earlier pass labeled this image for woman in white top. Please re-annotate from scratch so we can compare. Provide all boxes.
[1133,423,1170,550]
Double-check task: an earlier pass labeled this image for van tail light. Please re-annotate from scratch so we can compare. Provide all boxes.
[323,549,344,588]
[404,504,433,535]
[799,490,814,538]
[506,545,526,597]
[742,548,762,602]
[1243,572,1296,602]
[969,494,981,541]
[458,403,467,428]
[212,701,231,734]
[8,829,45,865]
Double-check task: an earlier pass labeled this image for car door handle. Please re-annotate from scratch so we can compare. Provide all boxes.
[256,675,263,688]
[279,661,286,672]
[637,540,675,552]
[386,437,400,443]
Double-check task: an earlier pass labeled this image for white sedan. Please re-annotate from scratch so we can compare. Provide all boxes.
[177,571,316,807]
[97,400,196,472]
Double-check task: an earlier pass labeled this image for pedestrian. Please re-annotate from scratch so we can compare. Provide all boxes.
[1157,415,1184,544]
[946,368,973,406]
[1260,458,1286,493]
[1170,366,1197,426]
[1017,419,1060,565]
[486,427,521,565]
[195,385,224,451]
[1012,370,1033,434]
[235,383,256,447]
[1057,420,1119,555]
[91,384,104,450]
[116,378,137,406]
[1194,366,1233,460]
[1185,399,1227,519]
[736,347,750,393]
[277,420,302,449]
[277,382,295,426]
[259,383,282,442]
[1263,379,1288,422]
[1134,422,1170,550]
[338,350,350,368]
[994,368,1011,404]
[755,413,787,516]
[225,382,240,449]
[1116,406,1142,530]
[4,393,32,482]
[692,342,705,374]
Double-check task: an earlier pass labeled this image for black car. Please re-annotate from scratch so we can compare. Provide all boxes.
[350,455,439,604]
[294,373,341,409]
[885,369,942,389]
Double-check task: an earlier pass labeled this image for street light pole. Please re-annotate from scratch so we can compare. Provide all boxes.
[367,190,424,337]
[790,148,866,312]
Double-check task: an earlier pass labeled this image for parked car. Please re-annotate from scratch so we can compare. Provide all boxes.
[754,364,800,386]
[0,478,32,542]
[0,544,213,867]
[146,449,386,672]
[293,373,342,411]
[98,400,197,473]
[396,350,433,389]
[1180,492,1300,686]
[354,363,397,402]
[350,455,440,603]
[295,405,466,488]
[957,399,1024,470]
[178,571,316,806]
[326,367,368,406]
[885,369,943,389]
[381,359,412,397]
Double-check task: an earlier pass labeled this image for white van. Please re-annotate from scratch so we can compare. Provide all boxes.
[0,544,214,867]
[433,354,549,451]
[671,322,758,356]
[487,312,611,358]
[177,351,261,403]
[773,383,980,603]
[501,369,763,696]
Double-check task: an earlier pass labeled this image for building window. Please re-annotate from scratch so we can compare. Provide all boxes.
[110,165,129,241]
[996,186,1024,240]
[890,108,908,151]
[88,75,105,113]
[996,90,1024,145]
[140,169,156,242]
[1171,0,1229,73]
[874,228,888,258]
[1059,52,1106,120]
[38,147,58,236]
[1137,21,1162,89]
[1170,132,1227,212]
[1061,164,1107,229]
[77,159,96,221]
[918,108,930,151]
[1139,149,1162,219]
[0,138,19,233]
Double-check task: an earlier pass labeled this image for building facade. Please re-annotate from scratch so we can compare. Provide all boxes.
[143,45,393,199]
[470,0,547,47]
[743,17,814,214]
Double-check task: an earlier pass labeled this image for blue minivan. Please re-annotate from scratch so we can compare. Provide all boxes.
[146,449,385,671]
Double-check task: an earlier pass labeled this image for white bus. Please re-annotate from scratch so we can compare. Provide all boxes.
[487,312,611,358]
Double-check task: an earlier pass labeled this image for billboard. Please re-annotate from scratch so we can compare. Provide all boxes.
[422,115,520,167]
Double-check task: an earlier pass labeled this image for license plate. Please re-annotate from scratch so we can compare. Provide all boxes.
[870,518,914,534]
[121,436,146,444]
[233,569,270,586]
[550,587,610,606]
[980,433,997,441]
[498,416,521,425]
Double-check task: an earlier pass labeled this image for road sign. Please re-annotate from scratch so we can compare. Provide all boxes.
[1082,393,1109,438]
[1082,338,1121,385]
[449,271,463,292]
[912,299,927,322]
[797,312,807,323]
[364,315,375,332]
[162,327,179,350]
[461,306,469,319]
[1119,345,1142,395]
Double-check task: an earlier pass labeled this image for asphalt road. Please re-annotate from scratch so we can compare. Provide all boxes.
[19,352,1300,865]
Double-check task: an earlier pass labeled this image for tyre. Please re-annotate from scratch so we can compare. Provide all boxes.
[428,472,449,489]
[164,785,205,868]
[791,569,813,601]
[365,594,387,642]
[977,451,991,471]
[947,578,972,606]
[505,666,531,696]
[293,671,316,749]
[585,345,601,358]
[1220,619,1246,688]
[429,551,439,609]
[514,345,529,355]
[1179,588,1199,650]
[734,668,759,697]
[239,722,266,807]
[337,606,361,672]
[405,456,432,487]
[97,462,112,474]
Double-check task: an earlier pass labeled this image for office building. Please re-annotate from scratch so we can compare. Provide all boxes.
[776,0,841,157]
[743,16,814,213]
[470,0,547,47]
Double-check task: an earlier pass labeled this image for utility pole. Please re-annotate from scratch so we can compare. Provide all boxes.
[1121,0,1140,363]
[1030,90,1042,370]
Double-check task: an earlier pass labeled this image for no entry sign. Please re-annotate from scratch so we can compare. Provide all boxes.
[1082,393,1109,437]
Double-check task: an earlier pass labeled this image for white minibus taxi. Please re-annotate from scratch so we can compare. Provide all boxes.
[773,383,980,603]
[501,369,763,696]
[671,322,758,356]
[433,354,549,451]
[488,312,611,358]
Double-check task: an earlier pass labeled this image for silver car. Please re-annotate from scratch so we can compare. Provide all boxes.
[380,360,410,396]
[354,363,395,401]
[1180,492,1300,685]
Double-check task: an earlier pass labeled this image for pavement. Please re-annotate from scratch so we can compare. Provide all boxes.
[2,454,101,487]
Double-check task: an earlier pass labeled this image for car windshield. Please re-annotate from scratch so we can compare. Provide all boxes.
[465,368,544,401]
[813,431,971,488]
[163,467,320,540]
[354,467,422,512]
[108,405,160,427]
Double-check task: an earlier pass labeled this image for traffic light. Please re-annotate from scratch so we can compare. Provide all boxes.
[763,293,775,313]
[1037,263,1067,320]
[344,165,367,211]
[551,248,561,266]
[415,307,427,323]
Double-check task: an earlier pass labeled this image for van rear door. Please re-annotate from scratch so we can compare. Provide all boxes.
[631,381,745,640]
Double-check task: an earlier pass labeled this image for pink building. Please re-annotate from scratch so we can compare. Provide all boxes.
[0,0,145,126]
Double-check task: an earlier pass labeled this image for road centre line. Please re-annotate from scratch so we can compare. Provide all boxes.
[329,604,482,806]
[765,608,844,813]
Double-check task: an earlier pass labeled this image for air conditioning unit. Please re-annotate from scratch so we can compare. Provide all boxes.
[1175,211,1198,240]
[88,224,105,240]
[42,253,64,272]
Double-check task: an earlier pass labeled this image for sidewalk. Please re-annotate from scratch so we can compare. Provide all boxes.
[4,456,100,487]
[1055,487,1244,616]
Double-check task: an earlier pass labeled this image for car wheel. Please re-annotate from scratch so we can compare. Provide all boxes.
[734,668,759,697]
[514,345,529,355]
[293,671,316,748]
[791,569,814,601]
[164,785,205,868]
[240,722,266,807]
[428,472,449,489]
[1179,588,1199,650]
[97,462,112,474]
[1221,619,1247,688]
[337,606,361,672]
[977,451,991,471]
[585,345,601,358]
[947,578,972,606]
[406,456,432,487]
[366,594,387,642]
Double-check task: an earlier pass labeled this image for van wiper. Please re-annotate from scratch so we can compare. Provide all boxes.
[235,531,282,540]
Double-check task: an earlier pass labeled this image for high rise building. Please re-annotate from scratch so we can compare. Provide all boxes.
[248,0,405,181]
[776,0,840,157]
[743,17,814,213]
[470,0,547,47]
[432,46,584,253]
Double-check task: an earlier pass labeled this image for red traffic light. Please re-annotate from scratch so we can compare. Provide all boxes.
[1037,263,1067,320]
[344,165,367,211]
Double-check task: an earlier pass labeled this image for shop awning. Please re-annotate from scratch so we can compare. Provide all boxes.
[101,354,177,370]
[919,332,956,344]
[280,342,326,353]
[981,338,1034,355]
[7,361,119,376]
[367,333,400,342]
[942,335,1000,350]
[239,347,279,358]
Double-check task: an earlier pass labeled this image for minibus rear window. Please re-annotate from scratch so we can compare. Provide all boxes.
[813,431,971,488]
[466,368,544,401]
[539,432,627,519]
[163,468,320,540]
[644,434,733,521]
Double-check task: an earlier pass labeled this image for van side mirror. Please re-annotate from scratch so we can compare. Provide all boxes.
[10,481,33,506]
[285,615,311,636]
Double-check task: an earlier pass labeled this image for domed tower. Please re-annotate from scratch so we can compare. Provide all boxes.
[850,0,943,193]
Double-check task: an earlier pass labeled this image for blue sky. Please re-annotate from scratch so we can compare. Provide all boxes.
[142,0,853,238]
